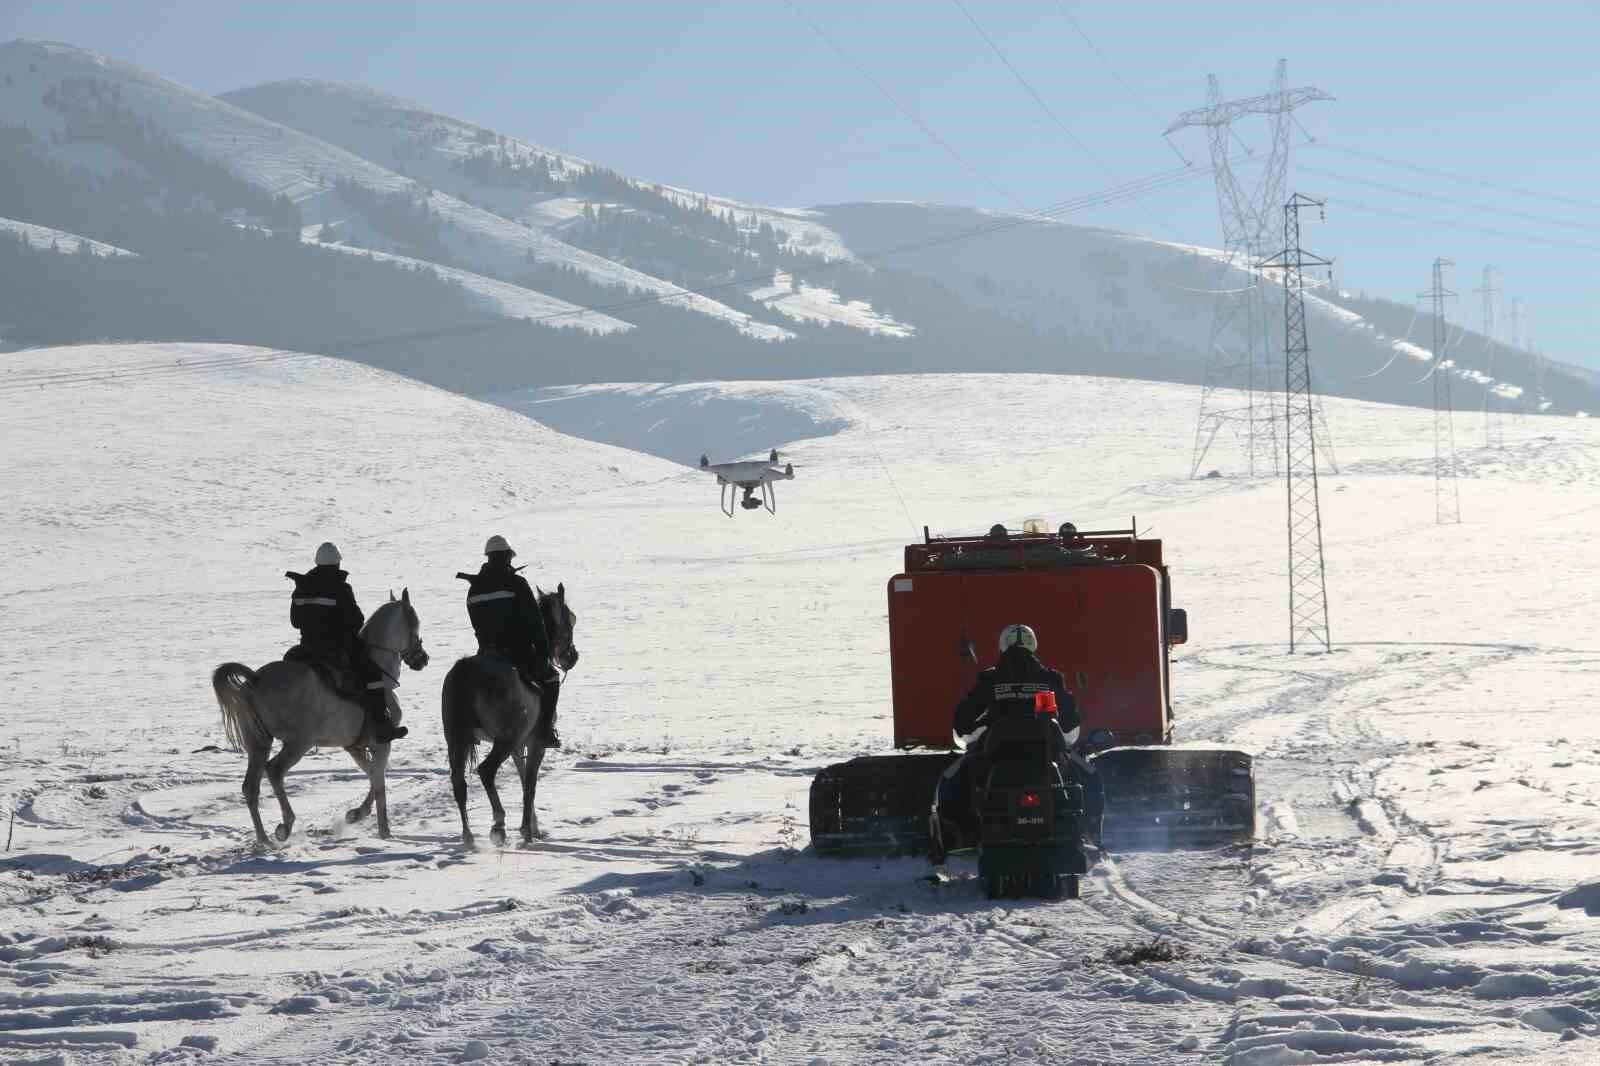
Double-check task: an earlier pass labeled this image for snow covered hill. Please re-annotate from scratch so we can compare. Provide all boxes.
[219,76,1591,416]
[220,78,861,268]
[4,342,1600,1063]
[0,40,784,340]
[0,216,136,257]
[306,240,632,334]
[4,38,1592,421]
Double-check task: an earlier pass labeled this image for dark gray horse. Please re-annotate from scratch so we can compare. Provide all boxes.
[213,592,429,844]
[442,584,579,846]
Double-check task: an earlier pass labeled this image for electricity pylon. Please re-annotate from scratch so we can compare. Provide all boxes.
[1167,60,1333,479]
[1475,266,1503,448]
[1421,258,1461,524]
[1260,194,1332,653]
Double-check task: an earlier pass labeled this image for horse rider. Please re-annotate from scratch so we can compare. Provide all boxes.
[930,623,1081,862]
[461,535,562,748]
[287,542,407,742]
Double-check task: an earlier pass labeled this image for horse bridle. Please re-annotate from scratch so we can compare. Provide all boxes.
[550,598,578,678]
[369,628,429,680]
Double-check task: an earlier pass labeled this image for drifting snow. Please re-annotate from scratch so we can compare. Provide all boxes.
[4,344,1600,1063]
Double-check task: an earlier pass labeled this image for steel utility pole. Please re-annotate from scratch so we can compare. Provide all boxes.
[1259,194,1333,653]
[1421,258,1461,524]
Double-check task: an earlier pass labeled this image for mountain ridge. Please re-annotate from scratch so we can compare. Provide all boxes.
[3,38,1594,428]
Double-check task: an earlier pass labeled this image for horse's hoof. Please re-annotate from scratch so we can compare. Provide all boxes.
[378,828,392,841]
[274,824,290,842]
[489,826,507,847]
[345,808,364,824]
[462,834,476,850]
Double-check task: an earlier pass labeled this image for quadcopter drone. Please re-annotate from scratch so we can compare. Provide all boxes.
[699,448,795,517]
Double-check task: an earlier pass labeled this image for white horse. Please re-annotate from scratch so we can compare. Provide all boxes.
[212,591,429,844]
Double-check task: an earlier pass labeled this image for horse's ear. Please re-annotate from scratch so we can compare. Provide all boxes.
[401,587,411,605]
[389,589,397,603]
[558,582,565,598]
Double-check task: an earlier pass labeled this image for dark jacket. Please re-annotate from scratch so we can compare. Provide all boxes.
[953,646,1080,737]
[464,560,551,664]
[288,565,365,651]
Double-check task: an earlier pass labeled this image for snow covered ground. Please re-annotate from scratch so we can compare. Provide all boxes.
[3,343,1600,1064]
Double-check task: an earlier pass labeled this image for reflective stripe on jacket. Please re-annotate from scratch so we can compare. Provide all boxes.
[462,562,550,661]
[288,566,365,648]
[953,646,1079,737]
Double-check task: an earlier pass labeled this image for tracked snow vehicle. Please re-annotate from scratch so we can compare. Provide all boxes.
[810,520,1254,855]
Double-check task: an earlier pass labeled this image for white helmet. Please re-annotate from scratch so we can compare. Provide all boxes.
[484,534,515,557]
[998,623,1037,654]
[314,542,342,567]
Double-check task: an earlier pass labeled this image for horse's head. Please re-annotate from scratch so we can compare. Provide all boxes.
[380,587,430,671]
[538,582,579,673]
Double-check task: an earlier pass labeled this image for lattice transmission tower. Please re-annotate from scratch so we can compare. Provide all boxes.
[1476,266,1504,449]
[1260,194,1332,653]
[1167,60,1333,479]
[1507,297,1526,420]
[1422,258,1461,524]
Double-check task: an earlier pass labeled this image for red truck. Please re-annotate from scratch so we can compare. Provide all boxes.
[810,520,1255,855]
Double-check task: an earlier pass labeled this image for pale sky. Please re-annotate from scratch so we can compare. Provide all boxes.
[4,0,1597,367]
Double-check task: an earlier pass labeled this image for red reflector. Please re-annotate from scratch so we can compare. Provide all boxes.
[1034,691,1058,715]
[1019,790,1042,807]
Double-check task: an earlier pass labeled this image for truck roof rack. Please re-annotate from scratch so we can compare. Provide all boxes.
[908,517,1158,572]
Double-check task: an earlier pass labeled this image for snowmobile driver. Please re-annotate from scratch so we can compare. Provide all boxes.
[461,535,562,748]
[930,623,1080,862]
[286,542,408,742]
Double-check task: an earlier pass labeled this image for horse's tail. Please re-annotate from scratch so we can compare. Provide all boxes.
[213,663,271,752]
[441,657,480,772]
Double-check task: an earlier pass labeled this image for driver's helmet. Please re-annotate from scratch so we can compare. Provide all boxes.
[998,623,1038,654]
[314,542,341,567]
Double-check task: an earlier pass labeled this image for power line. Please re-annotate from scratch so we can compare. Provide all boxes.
[1311,141,1600,213]
[948,0,1177,235]
[1300,163,1600,236]
[1050,1,1191,165]
[1326,194,1600,255]
[785,0,1033,214]
[950,0,1116,180]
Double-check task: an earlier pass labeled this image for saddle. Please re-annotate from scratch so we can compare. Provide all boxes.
[284,644,366,702]
[479,646,545,694]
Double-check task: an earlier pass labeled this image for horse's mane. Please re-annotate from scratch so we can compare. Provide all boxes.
[362,599,411,640]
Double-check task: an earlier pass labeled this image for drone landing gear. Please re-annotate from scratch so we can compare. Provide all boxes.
[721,480,776,517]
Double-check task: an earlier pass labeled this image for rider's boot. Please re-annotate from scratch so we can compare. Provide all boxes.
[366,686,407,742]
[534,679,561,749]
